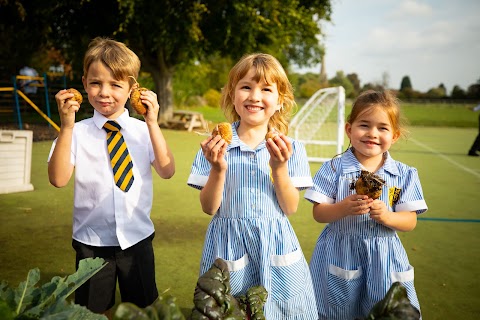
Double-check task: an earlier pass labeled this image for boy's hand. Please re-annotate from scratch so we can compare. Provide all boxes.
[140,90,160,124]
[55,89,80,129]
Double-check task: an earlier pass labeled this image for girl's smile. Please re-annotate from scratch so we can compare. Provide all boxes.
[346,106,399,168]
[233,67,280,127]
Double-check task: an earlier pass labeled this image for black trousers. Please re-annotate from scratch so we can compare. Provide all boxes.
[469,113,480,153]
[72,233,158,313]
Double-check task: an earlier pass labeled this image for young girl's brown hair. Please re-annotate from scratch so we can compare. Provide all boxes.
[220,53,295,135]
[83,37,141,89]
[332,89,409,170]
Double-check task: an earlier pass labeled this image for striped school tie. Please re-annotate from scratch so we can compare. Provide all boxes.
[103,120,134,192]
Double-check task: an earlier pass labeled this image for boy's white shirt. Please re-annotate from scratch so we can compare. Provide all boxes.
[48,109,155,249]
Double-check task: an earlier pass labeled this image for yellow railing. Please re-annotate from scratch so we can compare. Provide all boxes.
[1,86,60,132]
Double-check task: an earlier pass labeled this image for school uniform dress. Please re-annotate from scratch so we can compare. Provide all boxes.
[188,121,318,319]
[304,148,428,320]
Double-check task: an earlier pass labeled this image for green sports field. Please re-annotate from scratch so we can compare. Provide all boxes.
[0,108,479,318]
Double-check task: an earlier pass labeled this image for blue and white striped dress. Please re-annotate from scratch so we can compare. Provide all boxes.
[188,121,318,319]
[304,148,428,320]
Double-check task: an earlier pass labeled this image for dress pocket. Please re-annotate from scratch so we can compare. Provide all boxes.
[271,249,304,301]
[391,265,414,283]
[222,254,255,296]
[270,249,309,315]
[391,265,420,312]
[327,264,362,307]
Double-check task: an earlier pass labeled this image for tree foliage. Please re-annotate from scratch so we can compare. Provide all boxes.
[400,76,412,91]
[0,0,55,82]
[112,0,332,118]
[329,71,354,98]
[31,0,331,120]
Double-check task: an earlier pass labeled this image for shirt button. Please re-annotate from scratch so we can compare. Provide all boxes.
[251,170,255,175]
[250,154,255,159]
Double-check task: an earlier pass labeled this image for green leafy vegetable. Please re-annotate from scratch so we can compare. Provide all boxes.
[0,257,107,320]
[364,282,420,320]
[237,286,268,320]
[191,259,245,320]
[113,291,185,320]
[191,258,268,320]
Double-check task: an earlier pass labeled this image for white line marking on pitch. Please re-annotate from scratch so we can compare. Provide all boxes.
[410,138,480,179]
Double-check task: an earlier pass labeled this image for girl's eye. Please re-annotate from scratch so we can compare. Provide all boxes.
[241,85,250,90]
[263,87,272,92]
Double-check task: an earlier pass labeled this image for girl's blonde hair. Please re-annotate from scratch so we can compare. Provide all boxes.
[83,37,141,88]
[348,89,408,139]
[220,53,295,134]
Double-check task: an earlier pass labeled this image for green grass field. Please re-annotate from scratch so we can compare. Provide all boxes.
[0,102,479,319]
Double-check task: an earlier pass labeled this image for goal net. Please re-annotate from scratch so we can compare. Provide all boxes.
[290,86,345,163]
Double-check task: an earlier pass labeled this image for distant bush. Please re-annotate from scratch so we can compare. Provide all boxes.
[203,89,222,108]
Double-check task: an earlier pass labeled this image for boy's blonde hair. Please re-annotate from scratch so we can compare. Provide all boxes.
[83,37,141,88]
[348,89,408,139]
[220,53,295,135]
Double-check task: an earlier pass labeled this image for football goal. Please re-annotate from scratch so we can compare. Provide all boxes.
[290,86,345,163]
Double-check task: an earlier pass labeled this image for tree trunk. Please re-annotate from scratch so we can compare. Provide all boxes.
[151,67,174,124]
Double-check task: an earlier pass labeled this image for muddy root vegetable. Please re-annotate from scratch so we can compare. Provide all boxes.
[355,170,385,200]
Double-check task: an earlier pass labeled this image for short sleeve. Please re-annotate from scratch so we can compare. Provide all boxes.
[47,134,76,166]
[304,160,338,204]
[394,167,428,214]
[288,140,313,190]
[187,148,211,190]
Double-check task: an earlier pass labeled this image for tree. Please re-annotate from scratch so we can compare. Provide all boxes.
[361,82,385,93]
[347,73,361,96]
[467,83,480,99]
[0,0,56,82]
[451,85,466,99]
[400,76,412,91]
[329,71,354,98]
[426,88,445,99]
[45,0,332,121]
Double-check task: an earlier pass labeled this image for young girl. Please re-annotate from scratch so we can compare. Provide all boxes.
[187,53,318,319]
[304,90,427,320]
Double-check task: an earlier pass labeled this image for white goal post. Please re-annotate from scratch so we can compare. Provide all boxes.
[290,86,346,163]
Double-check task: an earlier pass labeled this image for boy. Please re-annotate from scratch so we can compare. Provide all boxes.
[48,37,175,316]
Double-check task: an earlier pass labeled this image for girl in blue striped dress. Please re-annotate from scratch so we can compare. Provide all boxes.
[188,53,318,319]
[304,90,428,320]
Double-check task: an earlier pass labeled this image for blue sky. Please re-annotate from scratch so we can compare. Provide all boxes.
[297,0,480,93]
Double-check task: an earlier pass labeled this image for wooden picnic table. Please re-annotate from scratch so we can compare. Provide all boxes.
[165,110,208,132]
